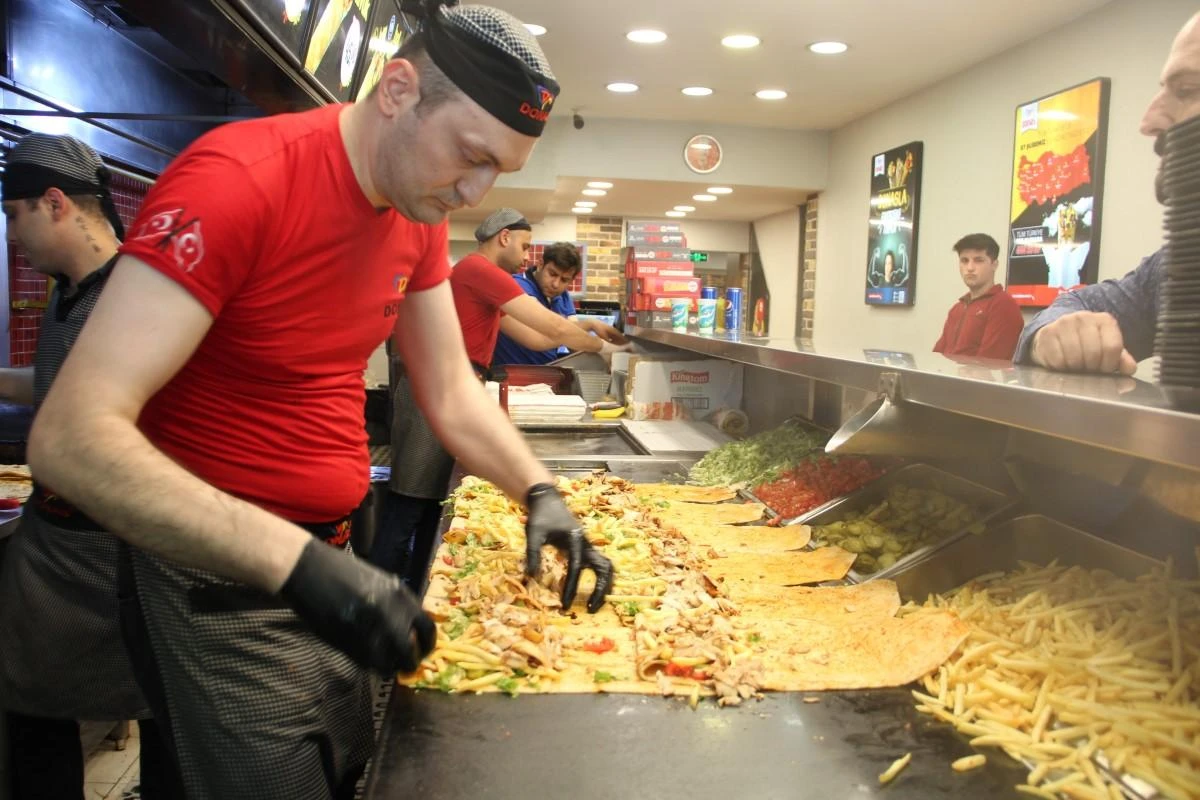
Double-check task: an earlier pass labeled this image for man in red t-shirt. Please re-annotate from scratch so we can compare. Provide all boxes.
[25,6,613,798]
[380,209,627,590]
[933,233,1025,360]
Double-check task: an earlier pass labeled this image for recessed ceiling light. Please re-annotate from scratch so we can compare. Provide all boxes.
[693,194,717,202]
[606,82,639,93]
[673,205,696,212]
[581,188,607,197]
[575,200,598,208]
[571,207,591,214]
[523,23,547,36]
[627,29,667,44]
[721,34,760,49]
[808,41,848,55]
[665,210,686,218]
[586,181,613,189]
[681,86,713,97]
[706,186,733,194]
[755,89,788,100]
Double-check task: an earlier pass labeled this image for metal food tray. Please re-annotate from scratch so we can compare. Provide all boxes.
[890,514,1165,602]
[790,463,1015,583]
[892,515,1165,800]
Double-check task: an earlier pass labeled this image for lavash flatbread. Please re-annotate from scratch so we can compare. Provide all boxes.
[656,501,766,527]
[633,483,738,504]
[703,547,857,591]
[681,524,812,554]
[736,581,903,624]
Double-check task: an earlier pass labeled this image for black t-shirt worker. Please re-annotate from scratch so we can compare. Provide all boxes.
[26,4,613,798]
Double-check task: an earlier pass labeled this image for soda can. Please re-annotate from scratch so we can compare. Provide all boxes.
[724,288,743,332]
[700,286,718,300]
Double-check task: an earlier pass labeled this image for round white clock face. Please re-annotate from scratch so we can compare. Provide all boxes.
[684,134,722,174]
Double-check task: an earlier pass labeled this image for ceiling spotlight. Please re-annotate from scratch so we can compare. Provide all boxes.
[706,186,733,194]
[665,210,686,218]
[571,207,591,214]
[606,82,639,93]
[721,34,760,49]
[627,29,667,44]
[575,200,598,208]
[693,194,717,202]
[523,23,547,36]
[681,86,713,97]
[755,89,788,100]
[582,188,607,197]
[586,181,613,189]
[808,41,848,54]
[673,205,696,212]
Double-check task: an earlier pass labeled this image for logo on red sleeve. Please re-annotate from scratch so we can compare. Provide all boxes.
[131,208,205,273]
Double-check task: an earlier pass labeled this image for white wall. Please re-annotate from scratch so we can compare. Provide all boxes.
[753,208,802,340]
[813,0,1189,354]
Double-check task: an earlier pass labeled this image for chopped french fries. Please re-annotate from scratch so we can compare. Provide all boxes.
[879,752,912,784]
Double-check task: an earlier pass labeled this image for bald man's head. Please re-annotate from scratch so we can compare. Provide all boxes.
[1142,12,1200,202]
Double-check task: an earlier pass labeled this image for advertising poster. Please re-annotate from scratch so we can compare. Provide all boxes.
[1006,78,1110,307]
[239,0,314,58]
[355,0,405,100]
[865,141,923,306]
[304,0,374,101]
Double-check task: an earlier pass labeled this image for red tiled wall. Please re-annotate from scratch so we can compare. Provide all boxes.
[7,172,149,365]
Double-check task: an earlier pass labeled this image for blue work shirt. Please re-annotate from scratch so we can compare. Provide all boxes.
[491,269,577,366]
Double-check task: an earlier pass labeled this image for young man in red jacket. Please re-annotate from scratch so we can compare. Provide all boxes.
[933,233,1024,360]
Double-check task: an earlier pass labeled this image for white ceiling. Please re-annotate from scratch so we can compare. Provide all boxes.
[453,0,1116,225]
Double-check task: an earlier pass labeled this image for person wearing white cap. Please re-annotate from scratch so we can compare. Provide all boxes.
[377,207,627,591]
[23,3,615,798]
[0,133,182,798]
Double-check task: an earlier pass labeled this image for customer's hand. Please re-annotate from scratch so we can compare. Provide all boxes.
[1031,311,1137,375]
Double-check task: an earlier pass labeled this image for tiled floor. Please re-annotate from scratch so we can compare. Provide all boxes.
[83,723,140,800]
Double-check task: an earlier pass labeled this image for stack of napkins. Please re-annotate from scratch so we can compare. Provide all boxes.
[492,383,588,423]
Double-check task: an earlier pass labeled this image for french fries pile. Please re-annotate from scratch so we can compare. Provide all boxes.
[908,559,1200,800]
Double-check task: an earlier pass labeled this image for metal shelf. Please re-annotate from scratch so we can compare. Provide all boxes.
[628,327,1200,472]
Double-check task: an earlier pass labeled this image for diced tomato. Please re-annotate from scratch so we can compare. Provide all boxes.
[582,637,615,654]
[665,662,709,680]
[448,597,459,606]
[442,555,454,566]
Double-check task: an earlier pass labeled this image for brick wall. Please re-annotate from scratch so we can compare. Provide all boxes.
[7,172,149,365]
[574,216,623,303]
[800,194,819,344]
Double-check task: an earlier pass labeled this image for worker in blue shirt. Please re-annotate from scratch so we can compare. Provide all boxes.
[493,241,591,365]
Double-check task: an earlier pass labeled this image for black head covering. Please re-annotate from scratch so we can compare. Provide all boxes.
[2,133,125,240]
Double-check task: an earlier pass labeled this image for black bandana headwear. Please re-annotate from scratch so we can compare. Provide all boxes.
[1,133,125,240]
[401,1,559,137]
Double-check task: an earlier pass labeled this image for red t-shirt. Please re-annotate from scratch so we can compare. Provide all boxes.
[119,104,449,522]
[449,254,524,367]
[933,285,1025,360]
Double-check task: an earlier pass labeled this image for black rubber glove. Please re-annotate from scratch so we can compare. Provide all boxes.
[280,538,436,674]
[524,483,615,613]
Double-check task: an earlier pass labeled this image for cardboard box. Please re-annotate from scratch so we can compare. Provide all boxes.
[625,262,696,278]
[627,357,744,421]
[630,294,699,312]
[626,220,684,235]
[635,276,703,295]
[623,247,694,264]
[626,231,688,248]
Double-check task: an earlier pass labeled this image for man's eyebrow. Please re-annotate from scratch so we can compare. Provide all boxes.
[1166,69,1200,87]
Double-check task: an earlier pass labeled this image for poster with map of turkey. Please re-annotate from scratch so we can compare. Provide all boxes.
[1006,78,1110,308]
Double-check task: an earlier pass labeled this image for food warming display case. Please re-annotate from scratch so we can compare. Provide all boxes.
[364,328,1200,800]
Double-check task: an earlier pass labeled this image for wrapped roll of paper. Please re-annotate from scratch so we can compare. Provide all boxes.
[708,408,749,438]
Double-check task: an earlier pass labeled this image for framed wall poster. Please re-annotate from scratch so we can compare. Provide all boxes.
[865,141,923,306]
[1006,78,1110,307]
[353,0,405,101]
[303,0,374,101]
[235,0,316,59]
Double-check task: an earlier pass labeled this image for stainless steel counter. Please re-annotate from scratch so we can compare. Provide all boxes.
[629,328,1200,472]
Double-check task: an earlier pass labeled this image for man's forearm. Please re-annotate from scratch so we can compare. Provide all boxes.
[416,369,552,500]
[28,409,310,591]
[546,314,602,353]
[0,367,35,405]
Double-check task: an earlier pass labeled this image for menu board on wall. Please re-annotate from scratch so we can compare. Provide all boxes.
[304,0,374,101]
[354,0,405,100]
[1005,78,1110,308]
[237,0,315,58]
[865,141,923,306]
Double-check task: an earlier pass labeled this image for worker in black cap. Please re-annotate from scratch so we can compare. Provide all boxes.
[26,3,614,798]
[378,208,627,591]
[0,133,182,798]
